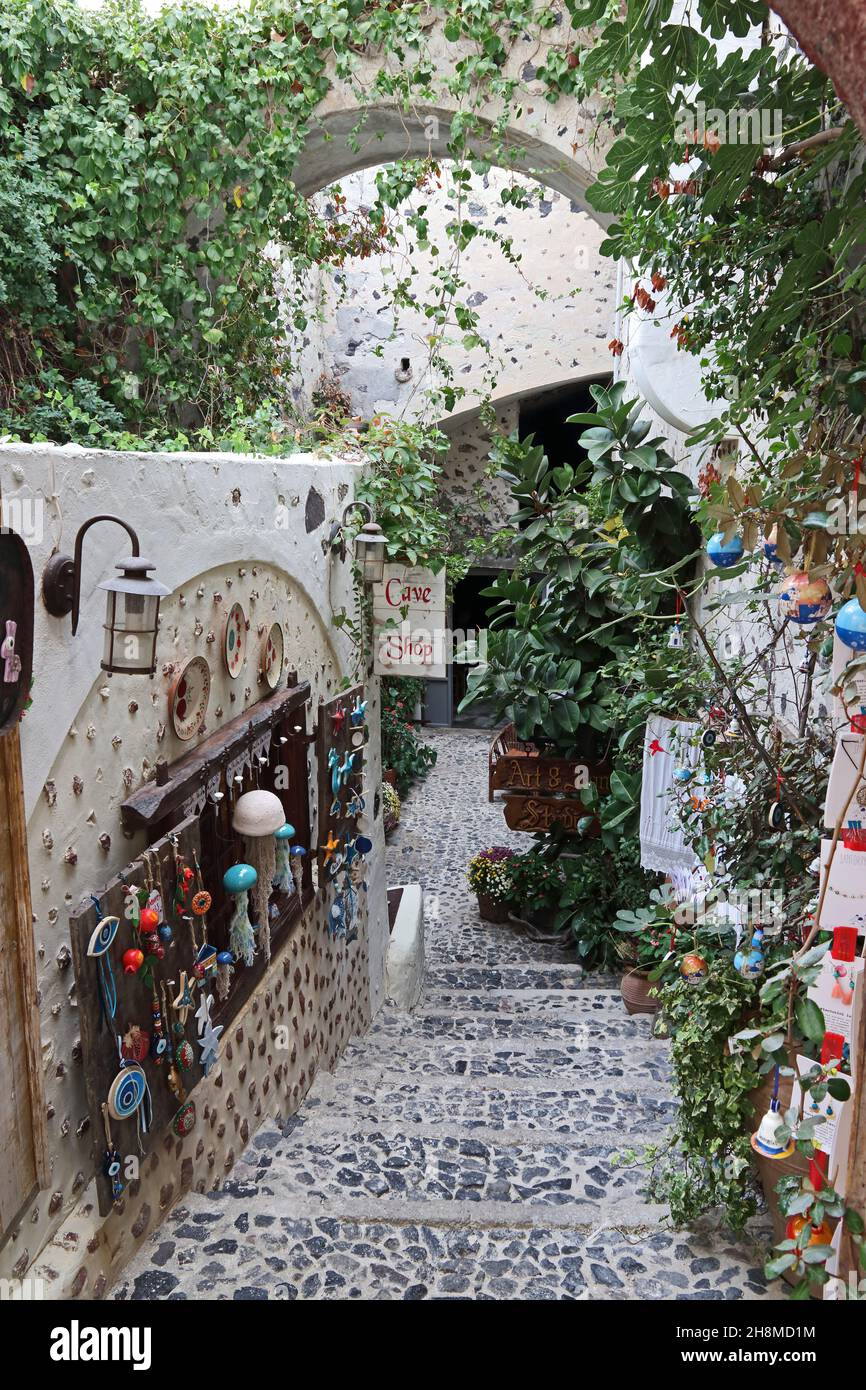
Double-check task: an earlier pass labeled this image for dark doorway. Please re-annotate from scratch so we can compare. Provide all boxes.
[518,374,612,467]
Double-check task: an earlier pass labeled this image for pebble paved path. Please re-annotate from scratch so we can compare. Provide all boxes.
[116,728,775,1301]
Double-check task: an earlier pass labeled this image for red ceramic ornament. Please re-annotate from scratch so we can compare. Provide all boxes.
[785,1215,834,1247]
[123,948,144,975]
[139,907,159,933]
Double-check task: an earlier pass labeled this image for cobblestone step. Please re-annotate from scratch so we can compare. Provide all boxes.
[297,1073,678,1136]
[115,1208,771,1302]
[423,965,618,992]
[334,1035,672,1087]
[212,1119,663,1218]
[367,1006,650,1044]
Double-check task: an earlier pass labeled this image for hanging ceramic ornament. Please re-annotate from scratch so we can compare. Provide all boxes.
[171,1099,196,1138]
[707,532,744,568]
[668,621,684,650]
[750,1070,795,1158]
[106,1052,153,1153]
[87,913,119,1023]
[223,862,258,967]
[328,893,347,940]
[122,947,144,975]
[273,822,296,892]
[171,971,197,1026]
[149,985,167,1066]
[195,992,223,1075]
[835,597,866,651]
[233,790,286,963]
[160,981,185,1102]
[680,952,707,985]
[734,927,765,979]
[290,844,307,895]
[101,1104,124,1203]
[762,525,783,566]
[216,950,235,1002]
[350,696,367,728]
[121,1023,150,1063]
[777,571,832,624]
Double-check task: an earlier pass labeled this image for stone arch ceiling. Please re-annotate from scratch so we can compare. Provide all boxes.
[293,20,614,222]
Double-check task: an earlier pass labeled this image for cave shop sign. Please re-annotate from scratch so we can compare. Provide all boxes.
[372,564,447,680]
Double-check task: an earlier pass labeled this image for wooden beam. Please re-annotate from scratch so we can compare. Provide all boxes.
[120,678,310,831]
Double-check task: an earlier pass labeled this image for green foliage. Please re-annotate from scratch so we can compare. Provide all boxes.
[460,384,696,755]
[527,834,656,966]
[504,851,566,919]
[0,0,588,445]
[646,962,762,1232]
[380,677,437,796]
[353,418,461,578]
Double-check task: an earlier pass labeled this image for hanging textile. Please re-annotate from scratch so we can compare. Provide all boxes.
[639,714,702,895]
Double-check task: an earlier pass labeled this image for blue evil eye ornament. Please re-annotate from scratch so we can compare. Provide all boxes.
[158,922,173,945]
[836,598,866,651]
[707,532,744,568]
[107,1062,150,1124]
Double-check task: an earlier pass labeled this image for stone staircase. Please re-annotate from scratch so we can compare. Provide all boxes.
[116,728,773,1301]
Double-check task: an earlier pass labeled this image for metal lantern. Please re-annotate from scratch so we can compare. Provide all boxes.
[354,519,387,585]
[99,557,170,676]
[42,513,169,676]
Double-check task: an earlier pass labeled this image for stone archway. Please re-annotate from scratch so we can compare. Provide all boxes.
[293,20,613,219]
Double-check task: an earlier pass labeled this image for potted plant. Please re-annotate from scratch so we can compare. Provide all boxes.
[611,885,680,1015]
[467,847,515,923]
[504,851,566,929]
[381,780,401,835]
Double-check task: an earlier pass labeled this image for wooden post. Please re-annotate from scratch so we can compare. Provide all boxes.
[0,723,48,1234]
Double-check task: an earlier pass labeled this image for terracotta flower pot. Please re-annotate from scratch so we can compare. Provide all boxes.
[620,968,660,1016]
[476,893,510,923]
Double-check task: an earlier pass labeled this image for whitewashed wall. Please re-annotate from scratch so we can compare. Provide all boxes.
[0,442,388,1296]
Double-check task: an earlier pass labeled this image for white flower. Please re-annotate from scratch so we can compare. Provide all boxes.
[721,774,747,811]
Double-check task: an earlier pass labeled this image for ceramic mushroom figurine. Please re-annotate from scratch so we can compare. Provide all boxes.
[232,790,286,962]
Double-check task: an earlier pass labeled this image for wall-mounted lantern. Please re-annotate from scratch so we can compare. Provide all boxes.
[330,502,387,586]
[42,515,170,676]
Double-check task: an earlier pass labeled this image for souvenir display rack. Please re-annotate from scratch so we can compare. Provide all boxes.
[315,683,367,870]
[71,680,314,1214]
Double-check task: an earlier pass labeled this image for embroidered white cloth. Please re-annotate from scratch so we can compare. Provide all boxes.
[639,714,702,894]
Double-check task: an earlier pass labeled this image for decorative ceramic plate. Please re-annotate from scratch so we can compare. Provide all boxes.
[224,602,247,679]
[170,655,211,741]
[262,621,284,690]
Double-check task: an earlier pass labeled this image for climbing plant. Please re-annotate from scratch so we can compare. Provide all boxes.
[0,0,590,446]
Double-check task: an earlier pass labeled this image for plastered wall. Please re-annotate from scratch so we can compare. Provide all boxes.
[296,164,615,423]
[0,443,388,1296]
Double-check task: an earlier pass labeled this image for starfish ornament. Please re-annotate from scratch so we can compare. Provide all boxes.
[172,971,197,1025]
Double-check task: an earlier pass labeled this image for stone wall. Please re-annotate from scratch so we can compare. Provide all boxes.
[303,164,615,424]
[0,443,387,1296]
